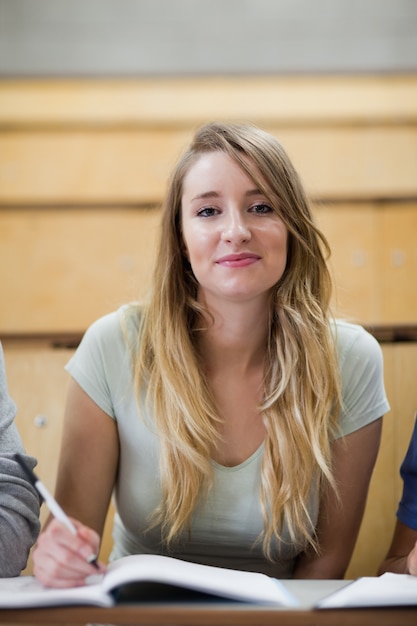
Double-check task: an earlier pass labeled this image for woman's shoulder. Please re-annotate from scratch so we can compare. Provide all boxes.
[69,304,143,374]
[331,319,382,364]
[82,303,142,343]
[331,320,390,433]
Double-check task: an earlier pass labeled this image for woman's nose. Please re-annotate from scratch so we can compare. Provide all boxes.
[220,211,251,243]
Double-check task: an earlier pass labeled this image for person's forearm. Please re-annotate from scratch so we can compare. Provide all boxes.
[378,555,410,575]
[379,540,417,576]
[292,551,349,580]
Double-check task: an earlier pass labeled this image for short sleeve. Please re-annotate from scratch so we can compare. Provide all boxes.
[397,416,417,531]
[335,322,390,437]
[65,308,132,420]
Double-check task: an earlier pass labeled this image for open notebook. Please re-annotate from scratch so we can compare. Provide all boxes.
[0,556,416,609]
[0,554,298,608]
[317,572,417,608]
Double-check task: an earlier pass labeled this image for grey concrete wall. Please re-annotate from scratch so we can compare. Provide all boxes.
[0,0,416,76]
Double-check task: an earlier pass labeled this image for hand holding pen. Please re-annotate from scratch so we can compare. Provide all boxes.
[14,453,101,573]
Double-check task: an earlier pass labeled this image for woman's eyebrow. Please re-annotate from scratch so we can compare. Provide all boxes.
[245,188,265,198]
[191,188,263,202]
[191,190,221,202]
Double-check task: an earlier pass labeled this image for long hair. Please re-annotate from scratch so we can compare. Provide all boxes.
[128,122,342,558]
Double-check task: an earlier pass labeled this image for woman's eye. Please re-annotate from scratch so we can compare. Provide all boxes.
[197,207,218,217]
[251,203,273,214]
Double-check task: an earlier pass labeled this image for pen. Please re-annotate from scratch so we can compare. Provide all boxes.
[14,452,99,569]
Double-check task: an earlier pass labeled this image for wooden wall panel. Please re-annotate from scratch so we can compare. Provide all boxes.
[1,77,416,126]
[314,203,379,323]
[378,205,417,324]
[0,202,415,333]
[1,126,416,204]
[4,342,70,494]
[389,344,417,478]
[0,130,190,205]
[314,201,417,325]
[0,207,161,333]
[345,345,396,579]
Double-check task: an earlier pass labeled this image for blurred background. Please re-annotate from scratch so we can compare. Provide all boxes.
[1,0,416,75]
[0,0,416,578]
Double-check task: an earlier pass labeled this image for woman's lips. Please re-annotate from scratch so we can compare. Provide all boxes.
[216,253,261,268]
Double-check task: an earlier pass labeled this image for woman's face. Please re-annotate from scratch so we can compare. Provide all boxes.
[181,151,288,307]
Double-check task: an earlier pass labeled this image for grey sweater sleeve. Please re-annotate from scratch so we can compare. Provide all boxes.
[0,343,41,576]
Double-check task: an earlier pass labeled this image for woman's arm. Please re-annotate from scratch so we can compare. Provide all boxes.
[378,520,417,575]
[293,418,382,579]
[32,378,119,587]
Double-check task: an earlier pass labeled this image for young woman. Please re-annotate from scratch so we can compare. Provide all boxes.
[33,122,389,587]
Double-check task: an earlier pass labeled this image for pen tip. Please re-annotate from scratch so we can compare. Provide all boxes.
[87,554,100,569]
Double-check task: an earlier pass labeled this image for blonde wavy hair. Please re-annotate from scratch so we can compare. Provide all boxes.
[127,122,342,559]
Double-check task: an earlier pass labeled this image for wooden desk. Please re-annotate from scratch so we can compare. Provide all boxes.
[0,580,416,626]
[0,603,417,626]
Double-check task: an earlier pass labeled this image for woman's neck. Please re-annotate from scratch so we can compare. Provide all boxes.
[198,297,270,372]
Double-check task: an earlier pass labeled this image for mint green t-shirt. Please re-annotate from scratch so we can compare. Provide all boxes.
[66,307,389,578]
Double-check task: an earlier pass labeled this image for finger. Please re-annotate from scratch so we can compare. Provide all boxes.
[33,522,105,587]
[33,543,90,588]
[47,517,100,564]
[33,542,105,588]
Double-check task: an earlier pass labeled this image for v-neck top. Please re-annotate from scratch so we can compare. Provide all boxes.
[66,306,389,577]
